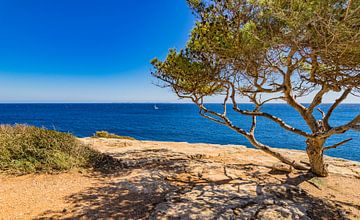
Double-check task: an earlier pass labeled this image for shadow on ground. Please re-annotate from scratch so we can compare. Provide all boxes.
[37,148,351,219]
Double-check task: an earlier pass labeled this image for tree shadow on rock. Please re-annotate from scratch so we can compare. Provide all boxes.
[37,149,350,219]
[151,163,349,219]
[37,149,191,219]
[92,148,191,175]
[151,181,347,219]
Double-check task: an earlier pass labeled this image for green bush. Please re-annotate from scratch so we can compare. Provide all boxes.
[0,124,99,174]
[92,131,135,140]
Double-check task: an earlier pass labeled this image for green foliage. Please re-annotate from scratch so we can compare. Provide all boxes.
[92,131,135,140]
[151,49,224,97]
[266,0,360,67]
[0,125,99,174]
[152,0,360,96]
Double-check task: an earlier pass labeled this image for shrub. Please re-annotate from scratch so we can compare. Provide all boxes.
[0,124,99,174]
[92,131,135,140]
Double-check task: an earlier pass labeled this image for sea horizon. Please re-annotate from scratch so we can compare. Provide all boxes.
[0,103,358,162]
[0,102,359,104]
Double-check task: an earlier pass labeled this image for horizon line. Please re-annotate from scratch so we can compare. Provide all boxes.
[0,102,358,104]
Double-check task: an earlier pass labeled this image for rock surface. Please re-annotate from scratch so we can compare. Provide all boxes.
[1,138,359,219]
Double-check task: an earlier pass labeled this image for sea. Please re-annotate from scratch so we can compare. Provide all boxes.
[0,103,358,161]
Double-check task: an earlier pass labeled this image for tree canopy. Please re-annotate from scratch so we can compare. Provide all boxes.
[151,0,360,176]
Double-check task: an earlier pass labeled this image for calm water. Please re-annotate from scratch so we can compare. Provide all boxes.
[0,103,358,161]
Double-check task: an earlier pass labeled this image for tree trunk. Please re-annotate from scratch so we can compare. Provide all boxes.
[306,138,328,177]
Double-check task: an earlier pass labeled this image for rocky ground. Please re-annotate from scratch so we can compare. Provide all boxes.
[1,138,359,219]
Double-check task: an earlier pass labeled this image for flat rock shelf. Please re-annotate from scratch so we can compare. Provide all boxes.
[1,138,359,219]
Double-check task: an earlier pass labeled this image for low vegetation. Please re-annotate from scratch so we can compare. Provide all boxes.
[92,131,135,140]
[0,124,100,174]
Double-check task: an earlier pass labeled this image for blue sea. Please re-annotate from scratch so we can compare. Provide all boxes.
[0,103,358,161]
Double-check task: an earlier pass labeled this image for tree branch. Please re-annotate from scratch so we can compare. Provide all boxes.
[323,88,352,129]
[350,124,360,131]
[307,85,329,114]
[246,134,309,170]
[317,108,326,119]
[320,115,360,138]
[344,0,354,19]
[193,88,309,171]
[283,48,318,133]
[228,81,314,138]
[195,99,249,136]
[237,110,314,138]
[323,138,352,151]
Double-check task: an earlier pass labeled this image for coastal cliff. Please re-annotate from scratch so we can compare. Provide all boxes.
[1,138,359,219]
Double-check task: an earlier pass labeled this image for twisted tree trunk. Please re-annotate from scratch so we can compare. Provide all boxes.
[306,138,328,177]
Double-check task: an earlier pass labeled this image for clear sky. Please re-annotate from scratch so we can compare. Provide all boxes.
[0,0,357,103]
[0,0,195,103]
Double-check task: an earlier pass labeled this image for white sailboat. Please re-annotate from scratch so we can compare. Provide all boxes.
[153,104,159,110]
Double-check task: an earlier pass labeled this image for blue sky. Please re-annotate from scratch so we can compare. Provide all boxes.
[0,0,357,103]
[0,0,194,102]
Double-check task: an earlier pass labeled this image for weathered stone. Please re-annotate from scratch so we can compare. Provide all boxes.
[263,198,275,205]
[271,163,293,173]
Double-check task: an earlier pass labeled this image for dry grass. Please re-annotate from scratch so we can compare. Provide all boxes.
[0,124,100,174]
